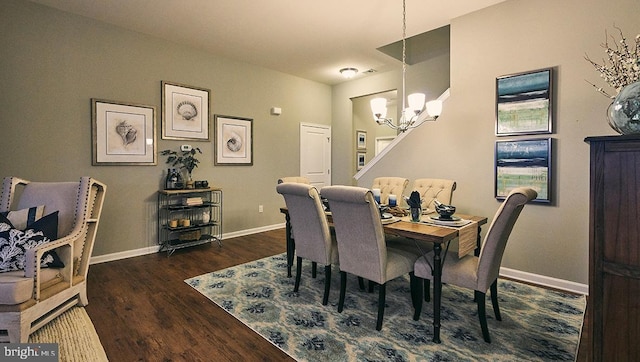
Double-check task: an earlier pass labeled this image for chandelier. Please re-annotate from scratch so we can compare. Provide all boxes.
[370,0,443,132]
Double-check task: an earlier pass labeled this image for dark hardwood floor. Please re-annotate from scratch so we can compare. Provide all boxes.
[85,228,588,361]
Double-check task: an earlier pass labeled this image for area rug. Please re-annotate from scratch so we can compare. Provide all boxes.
[29,307,109,362]
[186,253,585,361]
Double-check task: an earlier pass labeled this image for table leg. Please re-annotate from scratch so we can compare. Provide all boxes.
[432,242,442,344]
[474,224,483,257]
[284,213,294,278]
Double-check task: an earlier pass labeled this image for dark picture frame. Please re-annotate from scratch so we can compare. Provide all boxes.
[161,81,210,140]
[91,98,157,165]
[214,115,253,165]
[495,138,552,203]
[496,68,552,136]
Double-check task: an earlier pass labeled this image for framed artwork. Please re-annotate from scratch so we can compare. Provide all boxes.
[357,152,366,170]
[161,81,210,140]
[91,99,157,165]
[495,138,552,203]
[356,130,367,150]
[214,115,253,165]
[496,68,552,136]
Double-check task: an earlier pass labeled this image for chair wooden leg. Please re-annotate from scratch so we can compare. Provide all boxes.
[322,265,331,306]
[475,290,491,343]
[423,279,431,302]
[490,280,502,321]
[376,283,387,331]
[294,256,303,292]
[312,262,317,278]
[412,274,423,321]
[338,271,347,313]
[368,280,375,293]
[358,277,365,290]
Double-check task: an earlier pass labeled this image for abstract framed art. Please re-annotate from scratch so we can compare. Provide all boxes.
[357,152,366,170]
[495,138,552,203]
[91,98,157,165]
[496,68,552,136]
[356,130,367,150]
[214,115,253,165]
[161,81,210,140]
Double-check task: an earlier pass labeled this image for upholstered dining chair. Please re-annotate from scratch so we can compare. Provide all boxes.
[371,177,409,205]
[276,183,338,305]
[411,178,457,212]
[277,176,310,184]
[0,176,106,342]
[412,187,537,343]
[322,185,422,331]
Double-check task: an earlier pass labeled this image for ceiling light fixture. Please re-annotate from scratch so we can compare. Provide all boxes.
[339,67,358,78]
[370,0,443,132]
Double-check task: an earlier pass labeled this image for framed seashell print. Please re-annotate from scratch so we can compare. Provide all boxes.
[91,98,157,165]
[214,115,253,165]
[161,81,211,140]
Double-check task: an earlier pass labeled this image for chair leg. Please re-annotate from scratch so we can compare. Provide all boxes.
[338,271,347,313]
[322,265,331,306]
[376,283,387,331]
[475,290,491,343]
[490,280,502,321]
[412,274,423,321]
[423,279,431,302]
[358,277,365,290]
[294,256,303,292]
[368,280,375,293]
[312,261,317,278]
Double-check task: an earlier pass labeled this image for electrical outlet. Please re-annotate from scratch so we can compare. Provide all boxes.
[259,205,264,213]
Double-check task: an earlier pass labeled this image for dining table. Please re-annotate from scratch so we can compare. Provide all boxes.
[279,207,488,344]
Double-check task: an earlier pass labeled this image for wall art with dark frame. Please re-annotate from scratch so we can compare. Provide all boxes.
[494,138,552,203]
[496,68,552,136]
[91,98,157,166]
[214,115,253,165]
[161,81,210,140]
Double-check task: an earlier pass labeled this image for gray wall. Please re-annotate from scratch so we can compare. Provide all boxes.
[336,0,639,284]
[0,0,331,256]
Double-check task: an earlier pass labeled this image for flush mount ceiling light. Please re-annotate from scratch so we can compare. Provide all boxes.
[370,0,443,133]
[339,67,358,78]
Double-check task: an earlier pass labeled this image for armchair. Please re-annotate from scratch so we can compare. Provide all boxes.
[0,177,106,343]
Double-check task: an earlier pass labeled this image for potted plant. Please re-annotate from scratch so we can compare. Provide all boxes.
[161,147,202,187]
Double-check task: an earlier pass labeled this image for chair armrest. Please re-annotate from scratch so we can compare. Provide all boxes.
[24,232,76,300]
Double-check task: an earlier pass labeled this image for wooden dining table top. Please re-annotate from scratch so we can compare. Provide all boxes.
[280,207,487,244]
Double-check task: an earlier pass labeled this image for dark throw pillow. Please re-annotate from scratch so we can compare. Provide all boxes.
[0,211,63,273]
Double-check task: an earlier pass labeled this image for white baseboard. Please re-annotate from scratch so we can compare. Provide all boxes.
[500,267,588,295]
[89,223,286,265]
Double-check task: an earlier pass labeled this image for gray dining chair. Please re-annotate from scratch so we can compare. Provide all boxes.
[321,185,422,331]
[276,183,338,305]
[413,187,537,343]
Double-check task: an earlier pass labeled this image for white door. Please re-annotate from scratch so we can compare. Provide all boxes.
[300,123,331,188]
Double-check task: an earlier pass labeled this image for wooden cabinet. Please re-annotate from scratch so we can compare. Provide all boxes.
[157,188,222,255]
[585,135,640,361]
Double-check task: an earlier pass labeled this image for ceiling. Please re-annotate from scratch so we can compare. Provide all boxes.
[27,0,506,85]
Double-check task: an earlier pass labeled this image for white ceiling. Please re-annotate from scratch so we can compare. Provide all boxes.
[27,0,506,85]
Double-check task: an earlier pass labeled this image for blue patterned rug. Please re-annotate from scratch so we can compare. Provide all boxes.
[185,253,585,361]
